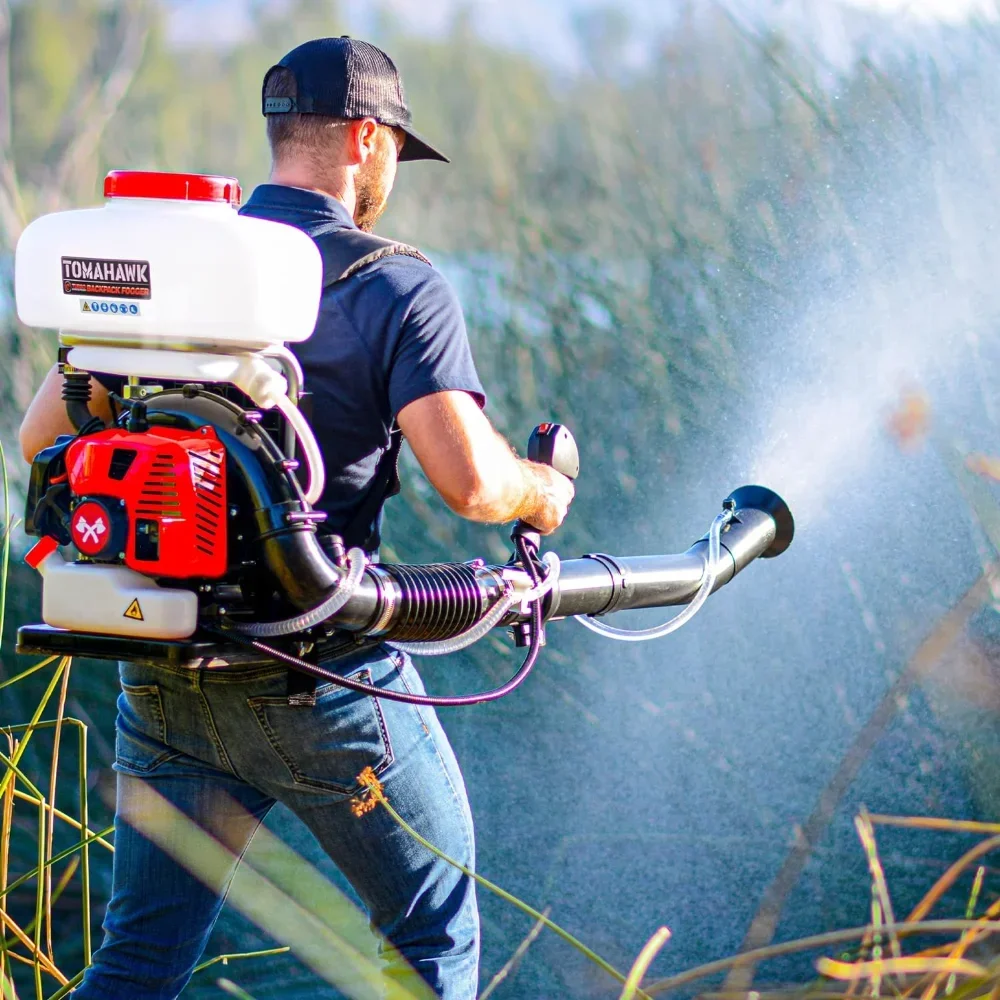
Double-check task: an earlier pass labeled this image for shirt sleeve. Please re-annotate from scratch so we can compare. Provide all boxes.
[385,267,486,418]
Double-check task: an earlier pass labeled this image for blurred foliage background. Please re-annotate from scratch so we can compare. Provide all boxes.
[7,1,1000,997]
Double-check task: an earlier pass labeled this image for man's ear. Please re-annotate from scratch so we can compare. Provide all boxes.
[347,117,380,165]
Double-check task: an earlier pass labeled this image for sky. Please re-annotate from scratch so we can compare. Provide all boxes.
[165,0,1000,58]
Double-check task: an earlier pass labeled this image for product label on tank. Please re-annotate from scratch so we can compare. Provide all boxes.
[61,256,151,299]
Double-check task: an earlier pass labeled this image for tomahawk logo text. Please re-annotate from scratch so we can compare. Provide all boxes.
[61,256,152,299]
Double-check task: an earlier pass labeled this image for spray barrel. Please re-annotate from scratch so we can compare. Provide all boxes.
[307,484,793,639]
[547,486,791,619]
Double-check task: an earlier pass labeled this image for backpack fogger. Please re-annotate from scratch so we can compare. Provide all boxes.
[14,172,795,707]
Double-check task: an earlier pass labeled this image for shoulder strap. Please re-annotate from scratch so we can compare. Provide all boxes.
[309,225,426,551]
[311,226,432,289]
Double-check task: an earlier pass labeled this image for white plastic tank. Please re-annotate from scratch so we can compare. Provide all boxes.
[26,537,198,640]
[15,171,323,349]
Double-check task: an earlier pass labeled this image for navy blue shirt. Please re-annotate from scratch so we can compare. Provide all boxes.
[101,186,484,550]
[239,186,484,546]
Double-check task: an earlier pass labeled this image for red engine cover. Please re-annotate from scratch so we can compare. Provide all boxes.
[65,426,228,579]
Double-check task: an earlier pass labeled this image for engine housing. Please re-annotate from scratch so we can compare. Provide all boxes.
[64,425,228,579]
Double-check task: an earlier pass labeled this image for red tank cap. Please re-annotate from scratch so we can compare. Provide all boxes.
[104,171,242,207]
[25,536,59,570]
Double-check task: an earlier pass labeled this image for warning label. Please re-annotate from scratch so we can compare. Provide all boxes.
[81,300,140,316]
[123,598,145,622]
[61,256,151,299]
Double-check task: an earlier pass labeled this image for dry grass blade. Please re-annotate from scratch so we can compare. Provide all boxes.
[620,927,672,1000]
[939,868,990,1000]
[856,809,902,961]
[701,993,873,1000]
[193,947,291,974]
[918,891,1000,1000]
[44,665,70,962]
[351,768,648,998]
[12,788,113,851]
[0,658,70,799]
[0,658,58,693]
[0,824,114,905]
[478,907,550,1000]
[819,957,990,981]
[0,911,66,985]
[907,837,1000,924]
[869,816,1000,836]
[216,979,258,1000]
[43,968,84,1000]
[646,922,1000,995]
[0,733,14,1000]
[22,858,79,939]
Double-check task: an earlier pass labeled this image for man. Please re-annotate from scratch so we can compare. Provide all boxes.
[18,36,574,1000]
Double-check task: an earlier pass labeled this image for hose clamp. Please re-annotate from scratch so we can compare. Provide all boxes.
[367,565,397,636]
[584,552,631,616]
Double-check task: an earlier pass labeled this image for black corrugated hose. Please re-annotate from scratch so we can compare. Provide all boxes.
[204,534,547,707]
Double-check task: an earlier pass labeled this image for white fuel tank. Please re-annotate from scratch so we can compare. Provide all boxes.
[27,538,198,641]
[15,171,323,350]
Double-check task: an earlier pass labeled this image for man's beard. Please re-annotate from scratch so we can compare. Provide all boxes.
[353,151,390,233]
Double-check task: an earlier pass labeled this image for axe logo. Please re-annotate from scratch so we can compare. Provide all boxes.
[75,514,106,545]
[70,500,112,556]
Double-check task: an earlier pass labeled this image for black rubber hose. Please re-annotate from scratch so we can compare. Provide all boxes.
[145,405,343,606]
[62,371,98,431]
[202,536,547,708]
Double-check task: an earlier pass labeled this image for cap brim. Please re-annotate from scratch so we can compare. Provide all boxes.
[398,126,449,163]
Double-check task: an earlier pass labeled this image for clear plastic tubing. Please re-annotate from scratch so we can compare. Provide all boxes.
[274,392,326,506]
[234,547,367,637]
[574,509,734,642]
[393,552,562,658]
[522,552,561,603]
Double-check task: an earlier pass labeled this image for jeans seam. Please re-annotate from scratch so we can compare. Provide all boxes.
[126,661,296,682]
[120,683,168,744]
[117,684,178,773]
[216,805,273,911]
[200,665,295,683]
[113,742,182,775]
[194,674,237,776]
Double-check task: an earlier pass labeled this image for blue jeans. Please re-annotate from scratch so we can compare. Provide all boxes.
[74,646,479,999]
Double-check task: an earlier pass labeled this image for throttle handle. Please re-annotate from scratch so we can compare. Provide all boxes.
[527,423,580,480]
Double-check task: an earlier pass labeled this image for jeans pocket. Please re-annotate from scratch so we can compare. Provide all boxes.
[247,667,394,795]
[115,684,177,774]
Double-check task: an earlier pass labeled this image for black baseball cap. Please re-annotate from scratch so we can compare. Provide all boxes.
[262,37,448,163]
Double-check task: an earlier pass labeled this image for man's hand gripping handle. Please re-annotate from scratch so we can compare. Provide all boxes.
[513,423,579,542]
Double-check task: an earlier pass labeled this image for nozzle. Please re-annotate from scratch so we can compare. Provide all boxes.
[725,485,794,558]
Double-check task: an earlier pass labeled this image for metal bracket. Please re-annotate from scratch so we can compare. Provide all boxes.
[122,383,164,400]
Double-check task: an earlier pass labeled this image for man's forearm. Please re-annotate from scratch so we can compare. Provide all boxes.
[445,428,568,530]
[398,390,574,534]
[454,447,560,526]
